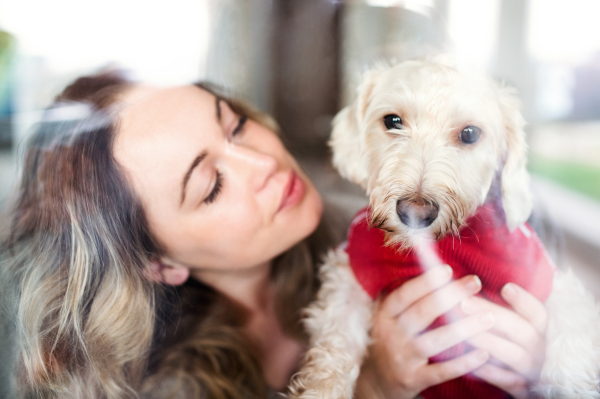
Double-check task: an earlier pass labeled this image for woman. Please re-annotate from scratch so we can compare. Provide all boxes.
[1,72,547,399]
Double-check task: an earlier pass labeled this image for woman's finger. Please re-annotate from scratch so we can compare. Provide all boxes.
[471,363,530,399]
[379,264,453,318]
[413,312,495,358]
[461,296,542,351]
[501,283,549,335]
[417,349,489,388]
[398,275,482,336]
[467,332,538,379]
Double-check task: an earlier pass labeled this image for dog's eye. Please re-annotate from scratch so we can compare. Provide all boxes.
[460,126,482,144]
[383,114,403,130]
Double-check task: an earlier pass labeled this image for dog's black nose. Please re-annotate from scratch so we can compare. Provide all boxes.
[396,198,439,228]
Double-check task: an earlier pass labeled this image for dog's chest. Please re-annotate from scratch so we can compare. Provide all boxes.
[345,204,556,398]
[345,204,555,307]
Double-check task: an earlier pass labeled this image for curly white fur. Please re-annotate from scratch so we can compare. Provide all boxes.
[288,250,373,399]
[536,270,600,398]
[289,57,600,398]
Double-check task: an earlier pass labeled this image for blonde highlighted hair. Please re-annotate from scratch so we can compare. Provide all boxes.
[1,73,336,398]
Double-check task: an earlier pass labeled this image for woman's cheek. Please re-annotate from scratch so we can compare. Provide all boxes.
[299,184,323,227]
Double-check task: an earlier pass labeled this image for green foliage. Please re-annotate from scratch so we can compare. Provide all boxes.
[529,154,600,202]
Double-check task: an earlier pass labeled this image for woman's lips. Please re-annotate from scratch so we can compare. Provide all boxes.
[277,170,305,213]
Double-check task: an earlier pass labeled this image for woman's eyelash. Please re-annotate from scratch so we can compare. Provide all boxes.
[204,170,223,204]
[231,115,247,137]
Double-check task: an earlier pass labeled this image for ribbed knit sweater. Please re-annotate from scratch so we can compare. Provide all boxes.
[345,202,555,399]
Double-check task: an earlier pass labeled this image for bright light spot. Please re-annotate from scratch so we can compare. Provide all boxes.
[447,0,500,71]
[365,0,434,17]
[528,0,600,65]
[366,0,399,6]
[0,0,211,85]
[535,65,574,119]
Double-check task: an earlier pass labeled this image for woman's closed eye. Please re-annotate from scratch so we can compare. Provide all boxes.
[219,98,247,140]
[231,114,247,138]
[204,170,223,204]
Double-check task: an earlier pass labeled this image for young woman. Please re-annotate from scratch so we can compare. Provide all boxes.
[2,72,547,399]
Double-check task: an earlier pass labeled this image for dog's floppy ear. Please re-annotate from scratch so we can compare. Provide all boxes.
[498,85,533,231]
[330,69,381,189]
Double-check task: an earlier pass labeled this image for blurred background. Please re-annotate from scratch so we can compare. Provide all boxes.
[1,0,600,395]
[1,0,600,297]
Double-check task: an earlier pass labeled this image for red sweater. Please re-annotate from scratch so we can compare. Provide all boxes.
[345,203,555,399]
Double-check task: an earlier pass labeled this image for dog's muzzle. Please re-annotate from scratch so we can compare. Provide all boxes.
[396,198,439,229]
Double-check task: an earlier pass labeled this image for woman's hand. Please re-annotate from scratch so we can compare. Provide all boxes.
[361,265,495,399]
[461,283,548,399]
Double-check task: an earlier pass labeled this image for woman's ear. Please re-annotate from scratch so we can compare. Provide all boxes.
[330,68,382,189]
[145,259,190,286]
[497,84,533,231]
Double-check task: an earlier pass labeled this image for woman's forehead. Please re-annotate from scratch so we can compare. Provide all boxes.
[116,85,215,145]
[119,84,214,122]
[113,85,217,195]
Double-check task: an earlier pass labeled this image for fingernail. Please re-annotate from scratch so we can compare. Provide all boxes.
[442,265,453,278]
[475,349,489,362]
[461,297,477,313]
[466,276,482,292]
[502,283,518,299]
[478,312,495,328]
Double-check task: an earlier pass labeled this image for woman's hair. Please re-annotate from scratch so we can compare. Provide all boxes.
[2,72,162,398]
[1,72,337,399]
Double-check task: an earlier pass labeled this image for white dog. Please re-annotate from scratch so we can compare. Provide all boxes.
[288,58,600,398]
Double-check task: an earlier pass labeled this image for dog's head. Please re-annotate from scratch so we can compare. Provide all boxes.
[330,59,532,247]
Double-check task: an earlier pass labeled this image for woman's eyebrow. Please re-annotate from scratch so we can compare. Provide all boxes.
[181,151,208,205]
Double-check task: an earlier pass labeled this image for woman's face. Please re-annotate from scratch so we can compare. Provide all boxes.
[113,85,323,274]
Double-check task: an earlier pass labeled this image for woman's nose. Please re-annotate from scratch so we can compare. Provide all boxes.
[227,144,278,190]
